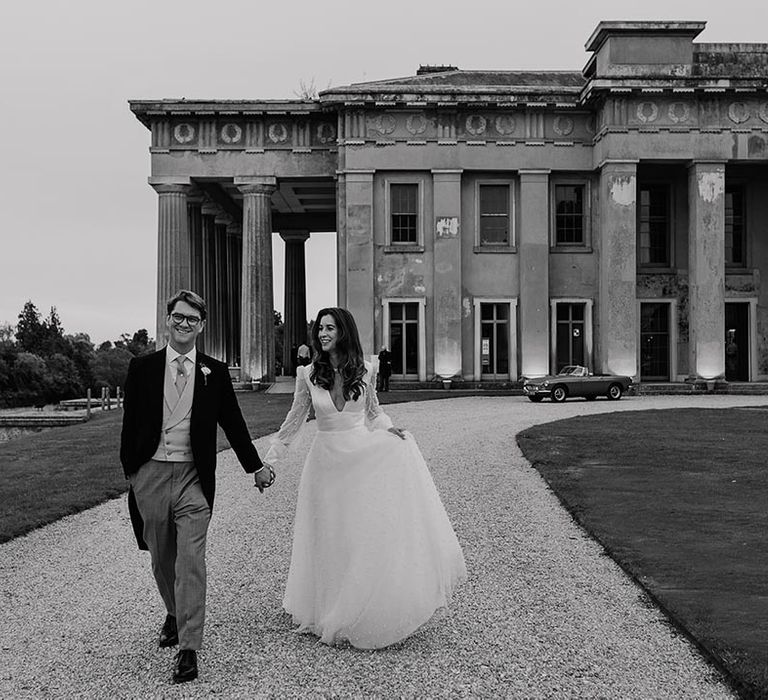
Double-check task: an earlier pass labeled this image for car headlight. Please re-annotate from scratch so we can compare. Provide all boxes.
[542,380,549,387]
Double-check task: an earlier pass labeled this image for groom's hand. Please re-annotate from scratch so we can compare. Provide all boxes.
[254,464,276,493]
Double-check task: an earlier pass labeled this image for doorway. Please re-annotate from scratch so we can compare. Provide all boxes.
[724,302,750,381]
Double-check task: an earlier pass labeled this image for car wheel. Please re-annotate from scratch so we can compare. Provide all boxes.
[607,383,623,400]
[528,396,544,403]
[551,385,568,403]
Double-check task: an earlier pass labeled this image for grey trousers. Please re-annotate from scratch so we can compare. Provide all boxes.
[130,460,211,650]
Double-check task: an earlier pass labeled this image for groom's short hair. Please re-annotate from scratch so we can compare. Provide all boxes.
[167,289,207,321]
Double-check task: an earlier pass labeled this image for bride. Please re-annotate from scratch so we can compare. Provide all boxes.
[263,307,467,649]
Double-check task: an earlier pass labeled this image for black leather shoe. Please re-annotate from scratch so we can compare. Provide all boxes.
[158,614,178,648]
[173,649,198,684]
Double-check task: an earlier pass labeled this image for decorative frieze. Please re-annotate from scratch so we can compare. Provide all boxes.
[161,116,338,150]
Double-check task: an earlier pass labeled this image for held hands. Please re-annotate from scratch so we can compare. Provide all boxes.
[254,464,276,494]
[388,427,407,440]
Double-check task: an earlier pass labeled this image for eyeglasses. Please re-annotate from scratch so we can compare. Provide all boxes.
[170,312,202,327]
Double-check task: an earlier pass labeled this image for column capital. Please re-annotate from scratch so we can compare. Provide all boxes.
[214,212,233,226]
[598,159,639,171]
[150,182,192,195]
[235,176,277,196]
[687,159,727,170]
[280,230,310,244]
[226,221,242,236]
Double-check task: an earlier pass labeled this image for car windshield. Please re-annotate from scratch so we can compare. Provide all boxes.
[557,366,584,376]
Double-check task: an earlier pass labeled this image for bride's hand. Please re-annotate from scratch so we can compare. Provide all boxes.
[388,427,406,440]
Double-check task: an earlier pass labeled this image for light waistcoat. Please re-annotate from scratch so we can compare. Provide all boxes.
[151,354,195,462]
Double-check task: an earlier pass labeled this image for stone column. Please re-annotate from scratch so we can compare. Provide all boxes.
[200,201,218,356]
[336,173,347,306]
[280,230,310,372]
[432,170,463,379]
[597,161,638,377]
[341,171,374,353]
[518,170,551,377]
[688,161,726,380]
[187,194,205,353]
[237,177,277,383]
[213,212,230,362]
[151,181,191,347]
[226,221,243,367]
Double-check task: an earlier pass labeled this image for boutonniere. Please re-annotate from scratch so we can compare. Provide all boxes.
[199,363,211,385]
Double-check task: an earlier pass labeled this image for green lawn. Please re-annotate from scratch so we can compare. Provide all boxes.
[517,407,768,700]
[0,388,485,544]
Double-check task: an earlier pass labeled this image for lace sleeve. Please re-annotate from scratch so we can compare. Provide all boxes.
[365,365,393,431]
[263,366,313,469]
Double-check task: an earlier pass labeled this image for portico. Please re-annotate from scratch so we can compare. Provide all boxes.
[131,20,768,386]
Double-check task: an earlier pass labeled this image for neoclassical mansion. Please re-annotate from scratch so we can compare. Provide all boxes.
[130,21,768,385]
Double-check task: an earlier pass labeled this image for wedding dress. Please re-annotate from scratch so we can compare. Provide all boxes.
[265,362,467,649]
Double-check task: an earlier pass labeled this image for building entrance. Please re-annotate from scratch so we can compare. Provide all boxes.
[725,302,750,381]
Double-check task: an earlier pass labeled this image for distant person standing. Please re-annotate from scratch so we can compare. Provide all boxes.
[296,342,311,368]
[377,346,392,392]
[725,329,738,381]
[289,344,299,377]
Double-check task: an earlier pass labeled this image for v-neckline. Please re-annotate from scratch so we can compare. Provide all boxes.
[329,367,345,413]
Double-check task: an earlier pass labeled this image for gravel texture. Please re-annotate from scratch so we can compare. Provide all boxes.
[2,393,766,699]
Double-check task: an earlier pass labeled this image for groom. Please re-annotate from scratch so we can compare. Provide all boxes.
[120,289,274,684]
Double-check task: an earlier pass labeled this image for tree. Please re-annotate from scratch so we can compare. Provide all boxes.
[46,353,84,401]
[116,328,154,356]
[90,346,133,390]
[15,301,46,354]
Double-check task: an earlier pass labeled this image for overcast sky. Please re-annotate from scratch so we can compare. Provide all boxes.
[1,0,765,344]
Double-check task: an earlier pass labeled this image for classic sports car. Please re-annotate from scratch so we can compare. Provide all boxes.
[522,365,634,403]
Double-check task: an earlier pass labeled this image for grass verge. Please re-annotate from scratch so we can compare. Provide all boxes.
[517,407,768,699]
[0,388,491,544]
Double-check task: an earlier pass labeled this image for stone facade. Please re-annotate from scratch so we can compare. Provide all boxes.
[130,21,768,384]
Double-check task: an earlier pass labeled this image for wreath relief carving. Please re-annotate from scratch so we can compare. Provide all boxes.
[494,115,515,135]
[220,123,242,144]
[317,123,337,143]
[406,114,427,135]
[173,123,195,144]
[465,115,487,136]
[759,103,768,124]
[268,123,289,143]
[553,116,573,136]
[668,102,690,124]
[636,102,659,124]
[372,114,396,135]
[728,102,750,124]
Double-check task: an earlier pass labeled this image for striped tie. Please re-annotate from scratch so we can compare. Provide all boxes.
[174,356,188,396]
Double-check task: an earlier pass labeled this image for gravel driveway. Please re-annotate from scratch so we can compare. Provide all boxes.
[2,393,766,699]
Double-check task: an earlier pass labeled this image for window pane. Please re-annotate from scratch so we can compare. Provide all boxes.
[638,186,670,266]
[390,184,418,244]
[555,184,584,245]
[725,188,745,266]
[404,303,418,320]
[479,185,509,245]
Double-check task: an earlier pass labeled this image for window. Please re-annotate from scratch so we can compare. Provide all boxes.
[725,187,745,267]
[640,302,671,380]
[479,184,509,245]
[479,303,510,377]
[555,303,585,372]
[554,184,585,245]
[638,185,671,267]
[390,183,419,244]
[388,302,419,376]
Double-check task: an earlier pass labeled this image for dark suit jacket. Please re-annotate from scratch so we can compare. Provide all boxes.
[120,348,262,549]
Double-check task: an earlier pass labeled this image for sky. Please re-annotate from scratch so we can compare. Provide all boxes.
[1,0,766,344]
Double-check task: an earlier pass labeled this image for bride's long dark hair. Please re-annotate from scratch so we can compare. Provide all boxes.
[309,307,367,401]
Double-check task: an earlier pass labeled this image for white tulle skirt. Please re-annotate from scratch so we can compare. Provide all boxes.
[283,426,467,649]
